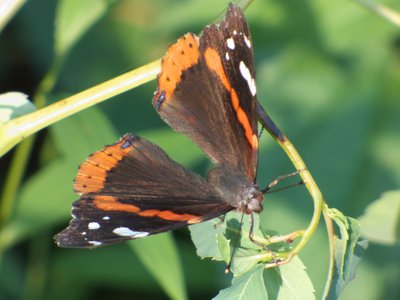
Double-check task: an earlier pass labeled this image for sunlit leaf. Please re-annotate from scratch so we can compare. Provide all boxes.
[55,0,114,56]
[129,234,187,300]
[0,92,36,124]
[214,265,268,300]
[358,190,400,245]
[324,209,368,300]
[264,256,315,300]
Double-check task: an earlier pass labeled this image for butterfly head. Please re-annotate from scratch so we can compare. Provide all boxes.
[208,166,263,214]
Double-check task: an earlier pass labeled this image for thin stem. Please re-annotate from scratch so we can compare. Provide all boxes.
[0,59,160,157]
[321,205,336,299]
[353,0,400,27]
[0,55,62,226]
[0,137,34,226]
[257,101,325,268]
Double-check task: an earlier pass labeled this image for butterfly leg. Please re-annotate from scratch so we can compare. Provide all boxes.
[214,214,226,229]
[248,213,275,254]
[261,170,305,194]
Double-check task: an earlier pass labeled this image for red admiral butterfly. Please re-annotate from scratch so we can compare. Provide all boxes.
[55,4,265,248]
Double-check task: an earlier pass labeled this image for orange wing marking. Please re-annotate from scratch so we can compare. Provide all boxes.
[92,196,200,223]
[204,47,258,151]
[154,33,200,109]
[74,136,133,194]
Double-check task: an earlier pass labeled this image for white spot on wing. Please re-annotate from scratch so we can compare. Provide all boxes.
[226,38,235,50]
[113,227,149,237]
[233,30,237,35]
[239,61,257,96]
[244,35,251,48]
[88,241,101,246]
[88,222,100,230]
[225,52,230,60]
[81,232,87,235]
[102,216,110,220]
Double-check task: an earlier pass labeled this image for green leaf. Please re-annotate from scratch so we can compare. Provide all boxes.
[190,212,290,275]
[55,0,114,56]
[51,106,118,162]
[0,92,36,124]
[324,209,368,300]
[190,218,223,260]
[358,190,400,245]
[0,159,75,250]
[214,265,268,300]
[128,234,187,300]
[264,256,315,300]
[214,253,315,300]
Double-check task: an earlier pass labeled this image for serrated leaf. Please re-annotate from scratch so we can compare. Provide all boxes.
[214,265,268,300]
[325,209,368,300]
[190,219,224,260]
[264,256,315,300]
[0,92,36,124]
[55,0,114,56]
[128,234,187,300]
[190,211,291,276]
[358,190,400,245]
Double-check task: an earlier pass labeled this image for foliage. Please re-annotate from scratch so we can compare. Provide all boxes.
[1,0,400,299]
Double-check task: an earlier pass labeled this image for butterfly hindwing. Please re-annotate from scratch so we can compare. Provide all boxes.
[55,134,233,248]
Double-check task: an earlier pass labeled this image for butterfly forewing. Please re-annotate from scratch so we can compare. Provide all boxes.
[153,4,258,180]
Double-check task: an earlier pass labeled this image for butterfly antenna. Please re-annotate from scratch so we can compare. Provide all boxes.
[225,212,245,274]
[258,125,265,140]
[261,170,304,194]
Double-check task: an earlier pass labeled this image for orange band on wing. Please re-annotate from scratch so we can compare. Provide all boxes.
[92,195,141,213]
[74,136,134,194]
[139,209,198,222]
[204,47,257,151]
[92,196,199,222]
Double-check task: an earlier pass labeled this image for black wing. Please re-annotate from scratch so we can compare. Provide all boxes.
[153,4,259,180]
[55,134,233,248]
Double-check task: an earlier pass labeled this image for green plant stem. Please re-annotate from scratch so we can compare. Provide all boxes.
[22,234,50,300]
[0,59,160,158]
[0,137,34,225]
[264,137,325,267]
[0,56,64,226]
[353,0,400,27]
[322,205,335,299]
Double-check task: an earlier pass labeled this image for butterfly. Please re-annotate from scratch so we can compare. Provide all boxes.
[55,3,267,249]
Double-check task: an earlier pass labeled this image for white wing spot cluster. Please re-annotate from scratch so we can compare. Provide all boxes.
[88,222,100,230]
[88,241,102,246]
[226,38,235,50]
[239,61,257,96]
[244,35,251,48]
[113,227,150,238]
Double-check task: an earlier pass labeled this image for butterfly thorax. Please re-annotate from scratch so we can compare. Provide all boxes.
[208,167,263,214]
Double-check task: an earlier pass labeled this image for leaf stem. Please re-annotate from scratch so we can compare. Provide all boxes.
[353,0,400,27]
[0,56,63,227]
[257,102,325,268]
[0,59,160,158]
[321,205,335,299]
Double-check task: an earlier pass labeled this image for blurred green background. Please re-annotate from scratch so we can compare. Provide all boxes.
[1,0,399,299]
